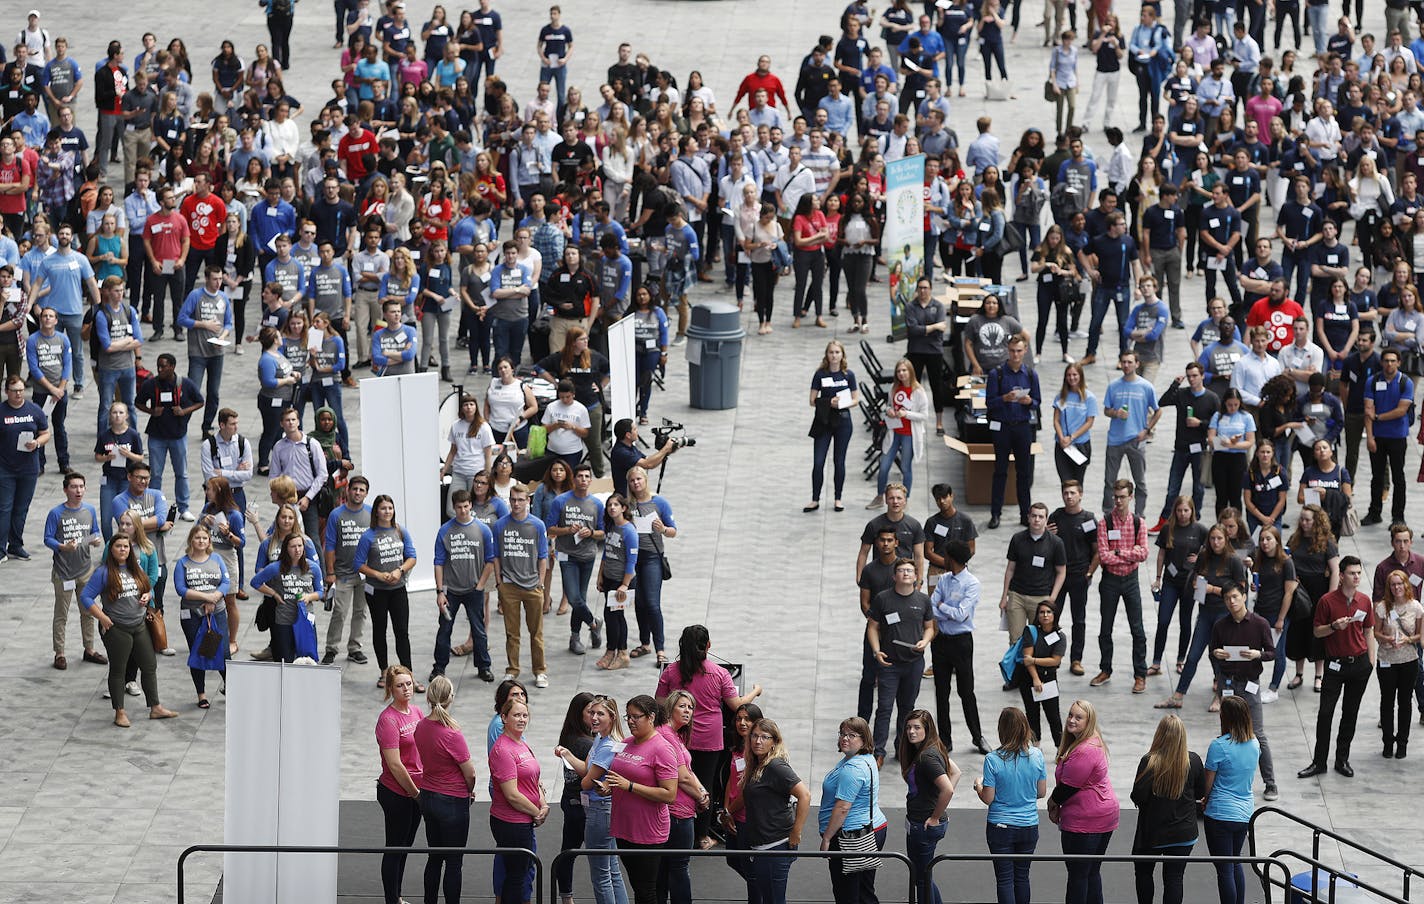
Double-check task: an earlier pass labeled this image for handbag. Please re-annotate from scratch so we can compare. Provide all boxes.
[1289,582,1313,623]
[1200,447,1215,488]
[837,825,882,873]
[188,614,227,671]
[999,626,1036,686]
[1339,501,1361,538]
[660,553,673,581]
[293,604,320,661]
[145,607,168,651]
[1000,222,1024,254]
[1043,79,1058,103]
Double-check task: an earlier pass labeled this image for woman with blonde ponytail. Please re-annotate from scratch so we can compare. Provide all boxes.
[414,674,477,904]
[374,665,424,904]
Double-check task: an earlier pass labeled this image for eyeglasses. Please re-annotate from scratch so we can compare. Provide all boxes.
[1113,494,1132,500]
[751,733,774,742]
[838,731,860,740]
[625,712,649,723]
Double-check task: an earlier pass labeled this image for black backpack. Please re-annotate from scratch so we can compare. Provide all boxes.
[272,0,294,16]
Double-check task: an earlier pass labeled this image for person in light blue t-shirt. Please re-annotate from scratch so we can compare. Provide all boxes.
[817,718,888,904]
[974,707,1047,904]
[1203,696,1261,904]
[1101,351,1161,517]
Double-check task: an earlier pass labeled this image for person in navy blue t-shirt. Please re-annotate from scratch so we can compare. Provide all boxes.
[1077,213,1139,364]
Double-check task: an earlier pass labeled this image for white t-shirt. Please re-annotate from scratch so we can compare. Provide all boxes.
[542,399,591,455]
[485,379,527,433]
[447,420,496,477]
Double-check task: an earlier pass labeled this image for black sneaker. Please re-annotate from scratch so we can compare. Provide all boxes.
[321,650,337,665]
[7,547,31,561]
[479,668,495,682]
[1362,513,1385,526]
[348,650,369,664]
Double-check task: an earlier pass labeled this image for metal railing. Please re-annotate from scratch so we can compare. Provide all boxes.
[549,846,919,904]
[926,851,1297,904]
[175,844,541,904]
[1250,805,1417,903]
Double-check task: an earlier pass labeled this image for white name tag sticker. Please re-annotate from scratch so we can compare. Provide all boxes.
[1245,681,1259,695]
[933,524,949,537]
[159,392,173,403]
[1031,555,1045,568]
[62,579,76,591]
[1410,575,1423,588]
[1108,529,1122,540]
[1266,476,1282,489]
[1167,562,1178,576]
[1081,520,1096,532]
[1377,382,1388,391]
[885,611,901,625]
[271,397,284,407]
[1208,218,1222,228]
[989,421,1001,431]
[1352,609,1367,622]
[1043,631,1061,645]
[821,376,835,387]
[1188,442,1203,453]
[1328,660,1342,671]
[1163,209,1175,220]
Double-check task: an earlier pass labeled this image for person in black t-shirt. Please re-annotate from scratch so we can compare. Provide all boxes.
[857,484,926,582]
[1047,480,1097,674]
[857,528,900,721]
[924,483,977,581]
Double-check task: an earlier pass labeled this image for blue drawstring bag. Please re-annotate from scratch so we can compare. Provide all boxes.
[999,626,1038,686]
[293,605,320,662]
[188,615,227,672]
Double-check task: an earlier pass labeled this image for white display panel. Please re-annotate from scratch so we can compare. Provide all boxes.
[607,313,638,428]
[224,661,341,904]
[360,371,441,591]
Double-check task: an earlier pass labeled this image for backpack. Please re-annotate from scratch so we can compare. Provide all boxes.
[1049,181,1077,225]
[207,434,249,468]
[272,0,294,16]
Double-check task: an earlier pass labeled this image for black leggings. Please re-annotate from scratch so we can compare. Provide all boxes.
[618,838,664,904]
[793,248,826,318]
[367,585,412,671]
[1036,285,1070,355]
[1380,658,1419,746]
[378,782,422,904]
[751,262,776,324]
[825,245,843,312]
[1212,451,1248,515]
[982,38,1008,81]
[1273,3,1301,48]
[1184,206,1203,267]
[843,253,872,323]
[1134,843,1192,904]
[690,749,720,840]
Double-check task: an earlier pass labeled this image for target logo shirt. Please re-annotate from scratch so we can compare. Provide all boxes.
[180,192,228,250]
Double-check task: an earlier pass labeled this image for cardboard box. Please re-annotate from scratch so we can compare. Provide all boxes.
[943,436,1044,506]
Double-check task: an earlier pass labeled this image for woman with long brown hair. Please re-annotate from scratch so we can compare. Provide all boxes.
[807,340,862,513]
[1031,224,1080,362]
[201,475,246,653]
[442,393,497,512]
[357,494,419,688]
[1052,362,1097,485]
[1287,504,1340,693]
[896,710,960,904]
[81,535,178,726]
[1050,700,1118,904]
[536,325,611,475]
[973,707,1047,904]
[1151,496,1207,677]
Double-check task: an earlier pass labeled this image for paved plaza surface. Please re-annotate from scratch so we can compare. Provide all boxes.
[0,1,1420,902]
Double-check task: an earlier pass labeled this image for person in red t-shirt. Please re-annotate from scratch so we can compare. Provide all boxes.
[791,194,830,327]
[1299,555,1373,778]
[732,56,790,111]
[1244,279,1304,353]
[142,185,191,334]
[338,106,377,183]
[0,136,29,235]
[179,173,227,302]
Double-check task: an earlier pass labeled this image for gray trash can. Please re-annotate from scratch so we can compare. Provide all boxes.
[685,302,746,410]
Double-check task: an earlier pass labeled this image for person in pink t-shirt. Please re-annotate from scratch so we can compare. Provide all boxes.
[604,694,679,904]
[375,665,425,904]
[1048,700,1120,904]
[654,625,762,847]
[489,697,550,904]
[413,676,477,904]
[656,691,712,904]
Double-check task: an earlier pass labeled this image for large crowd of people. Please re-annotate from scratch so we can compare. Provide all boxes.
[4,0,1424,902]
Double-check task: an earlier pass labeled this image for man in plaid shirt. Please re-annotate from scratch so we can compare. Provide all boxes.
[1090,478,1150,693]
[35,131,75,226]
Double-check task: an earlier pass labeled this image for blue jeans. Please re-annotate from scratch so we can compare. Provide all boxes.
[1159,447,1205,519]
[0,471,39,553]
[905,820,947,904]
[1061,829,1112,904]
[634,552,665,651]
[539,63,568,101]
[421,790,471,904]
[1175,605,1228,695]
[873,655,924,757]
[1307,3,1329,56]
[434,588,489,673]
[492,317,528,366]
[490,816,536,904]
[148,436,190,512]
[584,798,629,904]
[985,822,1038,904]
[1152,581,1194,668]
[96,368,137,435]
[749,841,795,904]
[306,379,351,453]
[877,431,914,495]
[721,222,751,295]
[57,312,85,390]
[187,354,224,434]
[560,558,597,632]
[1204,816,1249,904]
[1085,284,1129,357]
[811,414,853,503]
[656,814,694,904]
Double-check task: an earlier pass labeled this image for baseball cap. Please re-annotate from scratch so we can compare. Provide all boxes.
[27,10,40,18]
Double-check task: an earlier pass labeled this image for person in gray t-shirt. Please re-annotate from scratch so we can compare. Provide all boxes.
[45,473,104,665]
[548,462,606,654]
[433,489,497,678]
[494,483,550,681]
[322,476,372,663]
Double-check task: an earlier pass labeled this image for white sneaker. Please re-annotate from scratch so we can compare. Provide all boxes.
[102,688,112,699]
[1261,688,1279,704]
[534,673,549,688]
[159,647,176,656]
[1070,329,1089,339]
[125,681,141,697]
[1062,354,1076,364]
[178,510,196,522]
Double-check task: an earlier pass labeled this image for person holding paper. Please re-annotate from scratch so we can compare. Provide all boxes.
[866,557,935,765]
[0,374,49,561]
[1206,389,1256,515]
[595,493,638,672]
[1153,362,1219,531]
[1372,525,1424,607]
[807,339,861,513]
[1019,602,1066,746]
[1251,527,1298,701]
[1374,569,1424,759]
[1051,362,1098,487]
[1299,556,1374,778]
[1209,584,1277,799]
[1297,437,1352,539]
[1151,496,1207,678]
[1172,523,1252,704]
[44,472,104,671]
[177,264,233,436]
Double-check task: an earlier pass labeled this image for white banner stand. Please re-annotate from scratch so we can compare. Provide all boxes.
[359,371,441,591]
[607,314,637,429]
[223,661,342,903]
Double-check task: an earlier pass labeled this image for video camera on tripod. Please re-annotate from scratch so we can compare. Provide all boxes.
[651,419,697,451]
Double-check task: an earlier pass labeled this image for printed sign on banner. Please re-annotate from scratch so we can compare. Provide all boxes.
[883,154,926,340]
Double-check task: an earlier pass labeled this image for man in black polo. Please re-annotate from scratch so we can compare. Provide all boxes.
[866,556,934,767]
[999,501,1067,646]
[1153,361,1219,531]
[1047,480,1098,676]
[856,483,926,584]
[857,528,900,722]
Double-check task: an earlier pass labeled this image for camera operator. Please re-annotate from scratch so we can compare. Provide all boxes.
[610,417,676,498]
